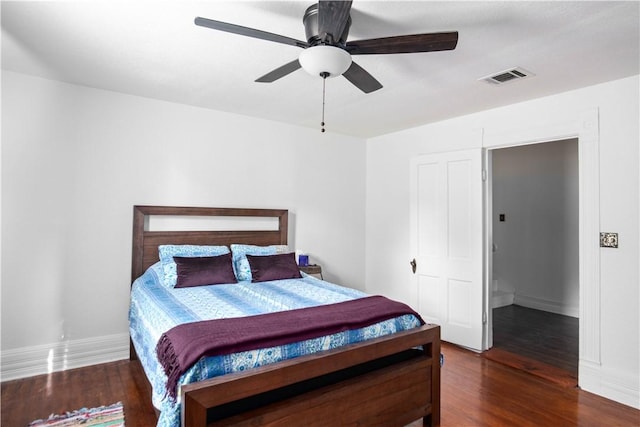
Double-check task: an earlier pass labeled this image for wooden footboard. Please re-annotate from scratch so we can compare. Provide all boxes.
[181,324,440,427]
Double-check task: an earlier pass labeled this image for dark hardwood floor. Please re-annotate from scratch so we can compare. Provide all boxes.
[1,359,157,427]
[486,304,579,387]
[3,342,638,426]
[492,304,579,373]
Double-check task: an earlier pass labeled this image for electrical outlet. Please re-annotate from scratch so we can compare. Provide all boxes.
[600,232,618,248]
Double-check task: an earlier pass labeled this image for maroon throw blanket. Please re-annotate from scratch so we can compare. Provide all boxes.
[156,295,424,399]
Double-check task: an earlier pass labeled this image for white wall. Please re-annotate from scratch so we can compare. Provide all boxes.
[492,140,579,316]
[1,71,366,377]
[366,75,639,408]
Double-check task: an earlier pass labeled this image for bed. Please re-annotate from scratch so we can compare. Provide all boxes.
[129,205,441,427]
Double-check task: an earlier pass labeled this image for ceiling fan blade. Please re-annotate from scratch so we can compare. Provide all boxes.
[195,17,308,48]
[346,31,458,55]
[255,59,302,83]
[342,61,383,94]
[317,0,353,43]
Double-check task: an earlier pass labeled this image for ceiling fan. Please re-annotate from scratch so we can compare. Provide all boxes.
[194,1,458,94]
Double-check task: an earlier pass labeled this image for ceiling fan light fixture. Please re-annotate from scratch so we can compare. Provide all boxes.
[299,45,352,78]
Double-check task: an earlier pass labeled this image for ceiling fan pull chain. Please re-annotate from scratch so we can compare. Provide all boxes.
[320,71,329,133]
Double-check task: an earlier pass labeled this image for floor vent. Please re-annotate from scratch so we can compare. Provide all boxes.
[479,67,534,85]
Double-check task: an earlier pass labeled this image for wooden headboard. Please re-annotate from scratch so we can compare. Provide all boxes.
[131,206,288,284]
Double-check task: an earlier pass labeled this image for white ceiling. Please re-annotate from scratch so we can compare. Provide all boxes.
[2,1,638,138]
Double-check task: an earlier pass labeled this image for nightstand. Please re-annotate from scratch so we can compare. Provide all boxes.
[299,264,323,280]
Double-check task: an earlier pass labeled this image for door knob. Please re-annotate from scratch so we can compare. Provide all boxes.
[410,258,417,274]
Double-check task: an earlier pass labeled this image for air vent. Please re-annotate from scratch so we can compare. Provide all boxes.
[479,67,534,85]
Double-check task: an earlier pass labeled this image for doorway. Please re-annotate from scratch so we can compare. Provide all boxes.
[487,139,579,384]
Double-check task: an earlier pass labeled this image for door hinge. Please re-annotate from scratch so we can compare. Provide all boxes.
[482,169,487,181]
[482,311,487,324]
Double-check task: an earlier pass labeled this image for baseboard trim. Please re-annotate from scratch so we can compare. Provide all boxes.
[513,294,578,318]
[580,360,640,409]
[1,333,129,382]
[492,290,515,308]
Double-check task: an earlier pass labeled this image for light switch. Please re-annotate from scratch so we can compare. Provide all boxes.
[600,232,618,248]
[499,214,505,222]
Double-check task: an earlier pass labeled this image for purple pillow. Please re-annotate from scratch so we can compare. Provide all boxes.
[246,252,303,282]
[173,253,236,288]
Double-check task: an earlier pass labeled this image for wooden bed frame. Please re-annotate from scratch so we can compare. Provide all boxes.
[131,205,441,427]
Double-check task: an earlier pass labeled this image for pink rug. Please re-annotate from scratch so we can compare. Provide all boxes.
[28,402,124,426]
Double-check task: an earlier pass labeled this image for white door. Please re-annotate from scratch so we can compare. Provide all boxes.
[410,149,485,351]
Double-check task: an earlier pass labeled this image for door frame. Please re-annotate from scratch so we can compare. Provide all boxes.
[481,109,601,386]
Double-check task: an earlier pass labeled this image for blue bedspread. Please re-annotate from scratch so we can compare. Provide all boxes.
[129,263,422,427]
